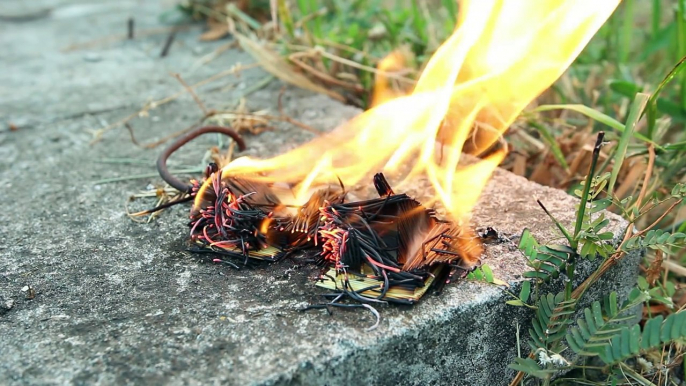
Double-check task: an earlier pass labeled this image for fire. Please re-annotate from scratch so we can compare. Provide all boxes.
[195,0,619,224]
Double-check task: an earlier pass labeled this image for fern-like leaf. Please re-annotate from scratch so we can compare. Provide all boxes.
[567,290,686,365]
[509,357,558,380]
[519,229,574,282]
[566,289,648,357]
[529,292,578,352]
[622,229,686,253]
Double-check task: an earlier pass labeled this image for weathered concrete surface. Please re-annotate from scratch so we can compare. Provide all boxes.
[0,1,641,385]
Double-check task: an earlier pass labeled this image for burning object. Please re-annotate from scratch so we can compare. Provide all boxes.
[180,163,479,304]
[144,0,620,304]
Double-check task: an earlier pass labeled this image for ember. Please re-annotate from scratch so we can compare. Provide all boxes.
[146,0,620,305]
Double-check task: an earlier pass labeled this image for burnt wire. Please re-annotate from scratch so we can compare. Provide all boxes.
[152,132,478,312]
[156,125,246,193]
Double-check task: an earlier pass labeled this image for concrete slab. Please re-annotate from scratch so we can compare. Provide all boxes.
[0,1,641,385]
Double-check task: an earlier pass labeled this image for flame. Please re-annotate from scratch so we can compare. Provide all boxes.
[370,48,412,108]
[196,0,619,223]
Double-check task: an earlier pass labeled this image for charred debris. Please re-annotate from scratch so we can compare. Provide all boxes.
[143,126,489,306]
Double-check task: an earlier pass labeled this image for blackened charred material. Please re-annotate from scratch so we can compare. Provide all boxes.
[478,226,515,245]
[373,172,394,196]
[312,173,483,304]
[282,187,346,249]
[189,172,285,264]
[157,153,482,304]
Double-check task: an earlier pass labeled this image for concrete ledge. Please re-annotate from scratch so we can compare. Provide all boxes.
[0,1,641,385]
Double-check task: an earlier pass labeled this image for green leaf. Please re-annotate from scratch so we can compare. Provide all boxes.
[519,281,531,303]
[519,233,573,282]
[523,271,551,280]
[530,292,577,351]
[532,104,662,148]
[467,269,483,280]
[641,315,663,350]
[608,93,650,197]
[566,290,646,361]
[577,318,592,341]
[662,314,675,343]
[482,264,494,283]
[656,98,686,121]
[528,120,569,171]
[609,80,641,98]
[644,55,686,138]
[597,232,615,241]
[606,292,619,317]
[468,265,507,286]
[579,241,595,259]
[590,198,612,214]
[672,183,686,197]
[637,23,677,62]
[624,229,686,252]
[637,276,649,290]
[519,229,540,259]
[672,312,686,338]
[610,330,622,361]
[506,299,525,306]
[508,357,557,380]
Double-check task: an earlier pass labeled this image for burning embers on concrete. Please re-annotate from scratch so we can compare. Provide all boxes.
[183,156,482,305]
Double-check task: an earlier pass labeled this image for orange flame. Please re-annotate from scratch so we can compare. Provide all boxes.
[196,0,619,223]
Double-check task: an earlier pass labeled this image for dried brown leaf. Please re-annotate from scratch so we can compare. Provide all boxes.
[235,33,345,102]
[645,250,663,286]
[512,153,527,176]
[614,159,646,199]
[199,20,230,41]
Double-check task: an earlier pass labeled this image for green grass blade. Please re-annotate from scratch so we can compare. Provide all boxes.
[609,80,641,98]
[645,55,686,138]
[678,1,686,110]
[537,200,574,245]
[608,93,650,197]
[226,3,263,30]
[650,56,686,102]
[528,120,569,171]
[651,0,661,36]
[619,0,634,63]
[532,104,662,149]
[534,104,624,130]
